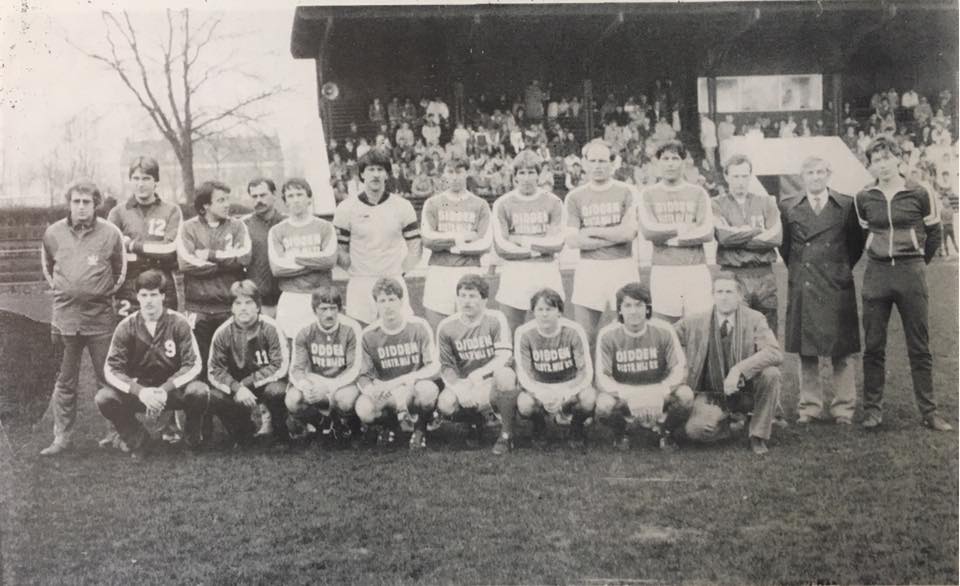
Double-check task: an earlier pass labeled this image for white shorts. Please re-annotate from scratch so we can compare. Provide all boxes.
[423,265,485,315]
[361,380,413,413]
[614,383,671,425]
[495,261,564,311]
[345,275,412,325]
[276,292,315,339]
[571,257,640,312]
[449,378,494,411]
[650,264,713,318]
[525,385,581,415]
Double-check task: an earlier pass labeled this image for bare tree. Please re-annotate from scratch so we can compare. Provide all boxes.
[70,9,284,206]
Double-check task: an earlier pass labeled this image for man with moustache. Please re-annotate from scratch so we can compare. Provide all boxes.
[244,178,286,319]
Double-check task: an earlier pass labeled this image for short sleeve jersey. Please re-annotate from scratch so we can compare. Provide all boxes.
[292,316,362,379]
[437,310,511,378]
[333,193,419,277]
[515,318,590,384]
[565,180,635,260]
[492,190,566,263]
[360,317,435,382]
[422,191,492,267]
[597,321,681,386]
[268,216,337,292]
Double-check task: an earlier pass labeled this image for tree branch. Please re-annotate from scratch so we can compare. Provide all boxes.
[191,87,284,134]
[163,8,184,137]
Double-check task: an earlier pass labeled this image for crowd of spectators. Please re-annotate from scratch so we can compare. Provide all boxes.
[326,79,712,203]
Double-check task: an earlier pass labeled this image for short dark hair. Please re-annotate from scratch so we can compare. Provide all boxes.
[371,277,405,300]
[128,156,160,182]
[358,149,393,176]
[865,136,902,165]
[247,177,276,195]
[441,157,471,173]
[656,140,687,160]
[64,181,103,208]
[194,180,231,214]
[530,287,564,313]
[281,178,313,200]
[229,279,261,308]
[456,274,489,299]
[615,282,651,322]
[135,269,167,293]
[712,270,744,293]
[311,285,344,312]
[723,153,753,174]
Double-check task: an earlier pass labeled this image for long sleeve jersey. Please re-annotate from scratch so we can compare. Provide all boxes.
[492,189,566,263]
[854,180,941,263]
[436,309,512,379]
[267,215,338,293]
[177,215,252,313]
[104,309,201,393]
[289,315,363,391]
[107,195,182,275]
[421,191,493,267]
[711,192,782,267]
[358,317,440,384]
[595,320,686,387]
[208,315,289,394]
[637,181,713,266]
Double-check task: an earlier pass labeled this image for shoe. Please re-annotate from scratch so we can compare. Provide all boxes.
[614,435,631,452]
[861,412,883,430]
[409,429,426,451]
[98,430,120,447]
[750,437,769,456]
[772,416,789,429]
[567,423,586,451]
[834,416,853,425]
[377,428,397,446]
[554,411,573,426]
[922,414,954,432]
[659,435,679,452]
[254,407,273,437]
[796,415,815,424]
[729,414,746,433]
[426,411,443,432]
[39,441,70,457]
[492,433,513,455]
[397,411,416,433]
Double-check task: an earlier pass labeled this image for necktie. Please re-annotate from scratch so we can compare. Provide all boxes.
[721,319,730,338]
[812,195,823,214]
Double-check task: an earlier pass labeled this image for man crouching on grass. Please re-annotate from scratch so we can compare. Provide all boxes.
[285,286,364,445]
[673,271,783,455]
[435,274,519,455]
[355,277,441,450]
[207,280,290,447]
[594,283,692,451]
[97,270,230,457]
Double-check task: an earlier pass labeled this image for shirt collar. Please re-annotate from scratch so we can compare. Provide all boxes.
[358,191,390,207]
[126,194,159,209]
[67,215,96,232]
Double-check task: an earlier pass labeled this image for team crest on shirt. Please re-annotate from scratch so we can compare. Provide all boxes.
[86,254,99,266]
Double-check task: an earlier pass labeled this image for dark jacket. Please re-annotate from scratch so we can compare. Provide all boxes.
[854,180,941,263]
[780,190,865,357]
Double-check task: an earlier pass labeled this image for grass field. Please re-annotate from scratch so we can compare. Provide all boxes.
[1,263,957,585]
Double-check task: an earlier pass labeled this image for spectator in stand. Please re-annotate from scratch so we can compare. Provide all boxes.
[333,180,349,204]
[717,114,736,163]
[842,103,859,133]
[422,117,441,147]
[356,137,371,160]
[856,130,872,155]
[842,126,859,152]
[700,113,718,170]
[798,118,812,137]
[343,138,357,162]
[369,98,386,126]
[600,93,618,123]
[524,80,545,122]
[939,194,957,258]
[387,163,412,197]
[902,87,919,111]
[410,164,434,200]
[915,96,933,127]
[387,96,402,129]
[401,97,419,126]
[887,88,900,110]
[395,121,415,149]
[570,97,582,119]
[346,121,361,143]
[427,95,450,126]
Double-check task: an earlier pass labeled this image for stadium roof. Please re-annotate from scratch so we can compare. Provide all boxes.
[291,0,957,58]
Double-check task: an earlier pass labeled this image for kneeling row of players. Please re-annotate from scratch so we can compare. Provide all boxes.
[97,268,782,458]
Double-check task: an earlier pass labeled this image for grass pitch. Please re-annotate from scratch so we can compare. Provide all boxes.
[1,263,957,585]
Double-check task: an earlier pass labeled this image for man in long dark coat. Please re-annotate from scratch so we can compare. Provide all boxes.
[780,157,864,424]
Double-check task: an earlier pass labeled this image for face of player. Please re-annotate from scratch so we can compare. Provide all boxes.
[457,288,486,320]
[658,150,684,183]
[514,167,539,195]
[801,162,831,194]
[284,186,312,218]
[712,279,741,315]
[619,296,648,332]
[869,149,900,183]
[248,182,276,216]
[137,288,165,321]
[443,166,468,193]
[724,162,752,197]
[205,189,231,222]
[583,144,613,184]
[533,298,561,331]
[69,191,96,225]
[314,302,340,330]
[362,164,388,198]
[375,292,403,327]
[232,295,259,326]
[129,169,158,204]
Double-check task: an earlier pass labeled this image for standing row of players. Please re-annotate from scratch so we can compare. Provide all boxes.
[38,134,951,457]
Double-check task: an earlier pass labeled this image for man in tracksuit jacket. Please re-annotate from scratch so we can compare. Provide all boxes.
[176,180,252,381]
[207,280,290,444]
[40,181,126,456]
[108,156,182,315]
[854,137,952,432]
[97,270,223,455]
